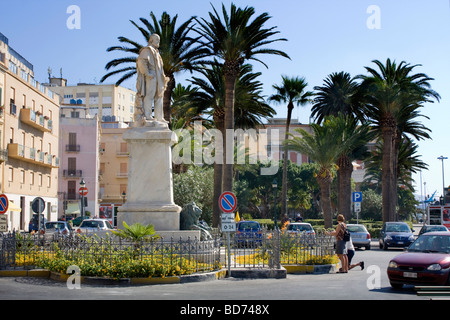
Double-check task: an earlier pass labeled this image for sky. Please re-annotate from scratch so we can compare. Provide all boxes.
[1,0,449,201]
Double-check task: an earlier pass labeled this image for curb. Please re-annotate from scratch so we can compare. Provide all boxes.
[0,268,227,285]
[283,264,339,274]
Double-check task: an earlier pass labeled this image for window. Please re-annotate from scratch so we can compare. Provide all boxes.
[8,168,13,182]
[38,174,42,187]
[30,172,34,185]
[47,176,51,188]
[68,181,76,200]
[20,170,25,184]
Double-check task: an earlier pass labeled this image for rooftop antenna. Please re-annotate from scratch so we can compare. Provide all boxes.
[60,68,63,78]
[47,67,52,82]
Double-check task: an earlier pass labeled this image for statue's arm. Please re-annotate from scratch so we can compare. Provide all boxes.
[137,48,155,78]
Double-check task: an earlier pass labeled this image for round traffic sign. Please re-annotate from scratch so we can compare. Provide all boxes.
[0,194,9,214]
[31,197,45,214]
[219,191,237,213]
[79,187,88,196]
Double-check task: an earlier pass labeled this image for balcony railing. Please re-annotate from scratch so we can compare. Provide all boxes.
[63,170,83,178]
[66,144,80,152]
[19,108,52,132]
[7,143,59,168]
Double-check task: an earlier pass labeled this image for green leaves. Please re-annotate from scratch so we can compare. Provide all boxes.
[112,221,159,242]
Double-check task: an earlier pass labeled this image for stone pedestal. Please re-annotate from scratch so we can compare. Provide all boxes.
[117,121,181,231]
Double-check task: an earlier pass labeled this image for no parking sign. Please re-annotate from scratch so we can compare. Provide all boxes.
[0,194,9,214]
[219,191,237,213]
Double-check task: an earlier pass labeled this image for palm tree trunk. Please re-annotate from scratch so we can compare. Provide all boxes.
[222,61,239,193]
[281,103,294,216]
[317,172,333,229]
[163,74,175,127]
[212,109,225,227]
[381,116,397,222]
[337,155,353,221]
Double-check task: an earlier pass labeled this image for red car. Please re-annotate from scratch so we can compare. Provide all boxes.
[387,232,450,289]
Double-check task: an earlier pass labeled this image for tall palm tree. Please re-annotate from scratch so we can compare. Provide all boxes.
[358,58,440,222]
[284,116,361,228]
[172,63,275,226]
[311,71,367,124]
[268,76,313,217]
[195,3,290,193]
[100,11,209,125]
[311,72,371,220]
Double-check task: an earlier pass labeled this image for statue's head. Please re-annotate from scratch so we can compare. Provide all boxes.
[148,34,160,48]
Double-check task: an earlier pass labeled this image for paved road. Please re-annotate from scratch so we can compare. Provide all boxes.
[0,246,426,301]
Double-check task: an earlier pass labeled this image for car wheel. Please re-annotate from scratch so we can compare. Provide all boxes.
[383,242,389,250]
[365,245,371,250]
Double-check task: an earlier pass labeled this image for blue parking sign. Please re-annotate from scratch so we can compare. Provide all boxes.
[352,192,362,202]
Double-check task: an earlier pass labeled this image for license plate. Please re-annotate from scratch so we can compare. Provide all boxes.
[403,272,417,278]
[397,241,403,244]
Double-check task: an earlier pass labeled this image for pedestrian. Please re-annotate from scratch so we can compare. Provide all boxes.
[295,213,303,222]
[347,236,364,271]
[325,214,348,273]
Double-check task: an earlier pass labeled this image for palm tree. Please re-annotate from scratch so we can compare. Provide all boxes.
[195,3,290,193]
[100,11,209,125]
[172,62,275,227]
[284,116,361,228]
[311,71,367,124]
[311,72,371,220]
[358,58,440,222]
[268,76,313,217]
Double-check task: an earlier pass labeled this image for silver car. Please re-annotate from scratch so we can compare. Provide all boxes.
[44,221,73,236]
[347,224,371,250]
[77,219,114,235]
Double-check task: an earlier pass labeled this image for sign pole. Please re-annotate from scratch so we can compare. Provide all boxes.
[219,192,237,278]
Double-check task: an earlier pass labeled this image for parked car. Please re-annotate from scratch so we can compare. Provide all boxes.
[234,221,262,246]
[418,224,449,236]
[286,222,315,235]
[387,232,450,288]
[71,216,85,227]
[379,222,415,250]
[347,224,371,250]
[44,221,73,236]
[77,219,115,235]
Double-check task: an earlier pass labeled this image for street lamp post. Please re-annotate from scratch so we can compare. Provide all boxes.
[272,179,278,230]
[438,156,448,204]
[80,178,86,221]
[121,191,127,204]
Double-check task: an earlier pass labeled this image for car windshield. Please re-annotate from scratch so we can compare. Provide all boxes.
[424,226,448,232]
[81,221,104,228]
[238,222,260,231]
[348,225,367,233]
[288,224,312,232]
[45,222,65,230]
[386,224,411,233]
[408,235,450,254]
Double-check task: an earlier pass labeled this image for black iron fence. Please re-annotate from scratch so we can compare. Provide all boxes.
[0,230,337,274]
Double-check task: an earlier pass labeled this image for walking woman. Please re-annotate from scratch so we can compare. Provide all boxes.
[325,214,348,273]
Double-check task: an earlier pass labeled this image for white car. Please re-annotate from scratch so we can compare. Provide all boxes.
[77,219,114,235]
[286,222,315,235]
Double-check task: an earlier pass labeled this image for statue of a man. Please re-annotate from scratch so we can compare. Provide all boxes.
[135,34,168,124]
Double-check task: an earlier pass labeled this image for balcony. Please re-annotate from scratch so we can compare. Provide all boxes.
[63,169,83,178]
[66,144,80,152]
[19,108,52,132]
[7,143,59,168]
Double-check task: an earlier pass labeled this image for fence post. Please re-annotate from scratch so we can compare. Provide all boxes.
[274,229,281,269]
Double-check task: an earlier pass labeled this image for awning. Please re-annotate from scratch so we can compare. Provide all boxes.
[8,201,21,212]
[66,202,80,215]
